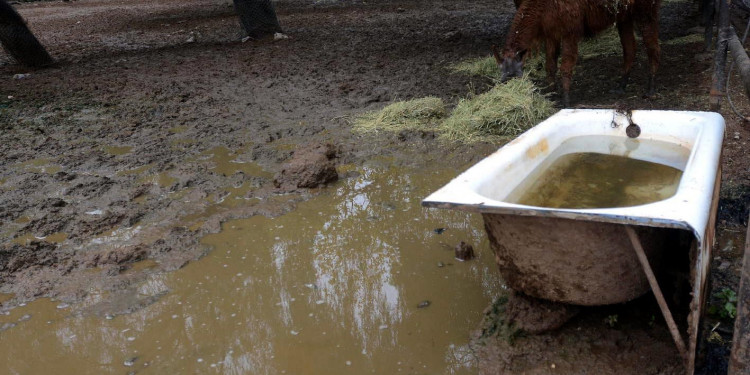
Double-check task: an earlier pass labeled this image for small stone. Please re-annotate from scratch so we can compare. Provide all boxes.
[12,73,30,80]
[436,261,445,268]
[718,261,731,270]
[417,300,431,308]
[454,241,475,261]
[273,33,290,40]
[18,314,31,322]
[124,357,138,367]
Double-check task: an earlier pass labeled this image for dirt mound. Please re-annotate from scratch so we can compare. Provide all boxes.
[472,296,684,375]
[505,291,580,334]
[274,142,339,191]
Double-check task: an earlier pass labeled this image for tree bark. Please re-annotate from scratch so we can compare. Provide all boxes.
[0,0,53,67]
[728,27,750,103]
[709,0,729,111]
[233,0,282,39]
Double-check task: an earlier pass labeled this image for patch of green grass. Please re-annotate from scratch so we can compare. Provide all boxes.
[478,295,525,345]
[663,33,704,46]
[708,288,738,320]
[604,314,619,328]
[441,77,555,142]
[579,28,622,60]
[352,96,447,133]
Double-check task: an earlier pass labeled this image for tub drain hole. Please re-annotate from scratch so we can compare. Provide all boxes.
[626,124,641,138]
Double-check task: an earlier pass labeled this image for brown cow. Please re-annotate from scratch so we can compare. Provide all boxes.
[495,0,661,107]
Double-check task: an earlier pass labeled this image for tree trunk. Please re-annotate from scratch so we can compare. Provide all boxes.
[728,27,750,102]
[709,0,729,111]
[0,0,53,67]
[233,0,282,39]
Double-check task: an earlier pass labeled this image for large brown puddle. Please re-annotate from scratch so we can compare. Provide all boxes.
[0,164,504,374]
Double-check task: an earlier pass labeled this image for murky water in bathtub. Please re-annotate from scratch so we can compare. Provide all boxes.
[511,152,683,209]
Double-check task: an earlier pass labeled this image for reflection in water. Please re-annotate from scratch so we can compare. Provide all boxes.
[0,164,503,374]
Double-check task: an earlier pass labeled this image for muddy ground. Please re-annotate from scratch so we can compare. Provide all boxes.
[0,0,748,373]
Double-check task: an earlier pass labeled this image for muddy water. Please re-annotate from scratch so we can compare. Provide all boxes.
[511,152,683,209]
[0,164,504,374]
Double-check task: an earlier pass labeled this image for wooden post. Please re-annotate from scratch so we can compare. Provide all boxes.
[728,216,750,374]
[710,0,730,111]
[625,226,689,365]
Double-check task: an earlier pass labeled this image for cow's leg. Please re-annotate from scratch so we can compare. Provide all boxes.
[639,15,661,97]
[233,0,283,39]
[559,38,579,108]
[544,38,560,88]
[702,0,715,51]
[613,19,636,94]
[0,0,53,67]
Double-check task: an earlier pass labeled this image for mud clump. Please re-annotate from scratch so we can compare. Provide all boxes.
[83,246,147,268]
[505,291,580,334]
[274,142,338,191]
[454,241,475,261]
[0,241,60,276]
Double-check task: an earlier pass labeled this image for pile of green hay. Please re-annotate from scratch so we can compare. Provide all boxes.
[353,77,553,143]
[353,96,446,133]
[441,77,555,142]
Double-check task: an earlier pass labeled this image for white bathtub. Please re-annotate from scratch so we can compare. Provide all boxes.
[422,109,725,374]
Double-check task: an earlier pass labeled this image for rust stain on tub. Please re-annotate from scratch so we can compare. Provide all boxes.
[525,138,549,159]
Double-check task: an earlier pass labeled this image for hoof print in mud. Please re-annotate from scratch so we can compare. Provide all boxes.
[505,292,580,334]
[273,142,338,191]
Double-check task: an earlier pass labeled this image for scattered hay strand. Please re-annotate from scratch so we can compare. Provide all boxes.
[441,77,554,142]
[663,33,704,46]
[449,54,545,80]
[450,56,502,80]
[353,97,446,133]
